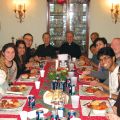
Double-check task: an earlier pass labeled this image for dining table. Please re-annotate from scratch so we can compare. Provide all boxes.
[0,60,110,120]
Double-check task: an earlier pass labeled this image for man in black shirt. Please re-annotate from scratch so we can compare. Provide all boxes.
[23,33,35,62]
[59,31,81,59]
[34,32,56,59]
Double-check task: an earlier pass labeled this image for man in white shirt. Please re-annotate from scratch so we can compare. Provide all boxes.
[90,47,119,101]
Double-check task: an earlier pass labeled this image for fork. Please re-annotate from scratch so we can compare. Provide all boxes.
[83,99,95,106]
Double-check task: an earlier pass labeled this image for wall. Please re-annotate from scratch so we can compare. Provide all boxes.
[89,0,120,57]
[0,0,120,56]
[0,0,47,49]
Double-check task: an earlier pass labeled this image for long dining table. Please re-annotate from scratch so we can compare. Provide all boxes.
[0,60,109,120]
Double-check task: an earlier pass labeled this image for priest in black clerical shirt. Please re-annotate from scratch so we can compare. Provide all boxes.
[59,31,81,59]
[34,32,56,59]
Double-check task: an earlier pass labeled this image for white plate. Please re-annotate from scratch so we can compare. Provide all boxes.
[80,99,113,116]
[81,85,102,95]
[43,91,69,105]
[6,86,32,96]
[0,99,24,111]
[21,77,37,81]
[6,85,28,94]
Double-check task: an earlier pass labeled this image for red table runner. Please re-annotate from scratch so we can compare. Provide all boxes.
[0,62,108,120]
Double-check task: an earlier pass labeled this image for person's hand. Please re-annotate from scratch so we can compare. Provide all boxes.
[93,90,108,97]
[106,113,120,120]
[34,56,40,62]
[90,80,99,86]
[26,62,33,68]
[82,69,91,75]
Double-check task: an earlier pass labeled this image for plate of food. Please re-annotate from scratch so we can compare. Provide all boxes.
[87,100,108,115]
[20,73,38,81]
[75,57,91,68]
[80,76,96,83]
[82,86,99,95]
[6,85,28,95]
[43,90,69,105]
[8,85,27,92]
[0,99,24,110]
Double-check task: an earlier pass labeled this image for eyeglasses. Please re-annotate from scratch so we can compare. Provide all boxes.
[99,56,111,63]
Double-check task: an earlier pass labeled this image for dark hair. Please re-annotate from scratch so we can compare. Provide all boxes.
[42,32,50,39]
[93,37,107,47]
[97,47,116,61]
[23,33,33,41]
[90,43,95,49]
[2,43,16,53]
[66,31,74,37]
[16,40,26,49]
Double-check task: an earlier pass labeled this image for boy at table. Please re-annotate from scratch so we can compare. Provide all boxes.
[89,47,120,104]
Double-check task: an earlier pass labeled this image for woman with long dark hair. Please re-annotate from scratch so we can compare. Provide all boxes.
[15,40,28,78]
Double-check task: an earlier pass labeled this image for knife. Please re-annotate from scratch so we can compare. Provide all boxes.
[83,102,90,106]
[88,109,92,116]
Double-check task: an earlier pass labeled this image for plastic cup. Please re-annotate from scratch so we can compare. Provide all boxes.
[79,75,84,80]
[68,71,74,78]
[71,77,77,86]
[40,70,45,77]
[19,111,28,120]
[35,81,40,89]
[71,95,80,108]
[72,57,76,62]
[69,63,74,71]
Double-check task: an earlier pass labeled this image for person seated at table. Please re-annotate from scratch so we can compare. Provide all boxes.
[90,32,99,43]
[14,40,30,79]
[90,43,98,65]
[106,68,120,120]
[0,43,17,84]
[0,69,8,94]
[90,47,119,103]
[34,32,56,61]
[59,31,81,59]
[79,44,98,69]
[92,37,108,65]
[23,33,35,62]
[82,37,109,82]
[111,38,120,66]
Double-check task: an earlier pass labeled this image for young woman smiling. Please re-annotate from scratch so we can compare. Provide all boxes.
[1,43,17,84]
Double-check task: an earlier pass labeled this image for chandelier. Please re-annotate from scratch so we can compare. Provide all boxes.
[13,0,27,23]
